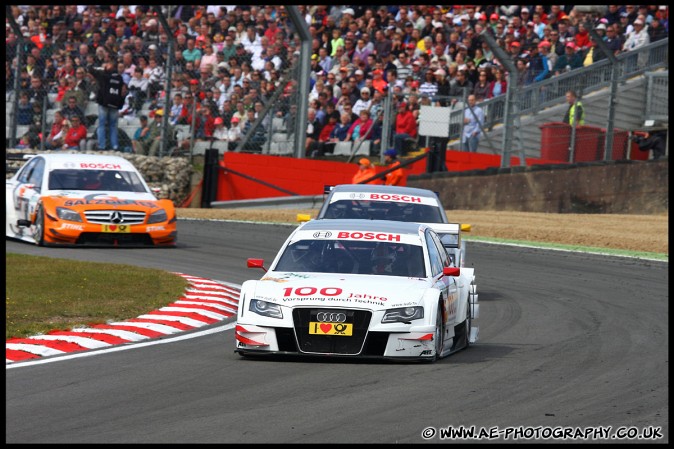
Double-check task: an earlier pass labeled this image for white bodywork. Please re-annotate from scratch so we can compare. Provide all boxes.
[236,219,477,361]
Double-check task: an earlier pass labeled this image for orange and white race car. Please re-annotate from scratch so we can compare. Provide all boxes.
[6,153,177,247]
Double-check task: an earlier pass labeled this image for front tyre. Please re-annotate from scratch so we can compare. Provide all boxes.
[33,204,46,247]
[433,303,444,361]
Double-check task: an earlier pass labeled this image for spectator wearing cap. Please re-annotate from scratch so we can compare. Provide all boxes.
[623,18,650,52]
[226,116,242,150]
[383,149,405,186]
[554,42,583,75]
[352,87,372,116]
[211,116,229,142]
[392,102,418,156]
[352,158,382,184]
[371,69,388,94]
[522,21,541,49]
[538,40,556,74]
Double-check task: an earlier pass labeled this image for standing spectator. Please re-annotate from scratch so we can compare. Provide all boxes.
[88,61,125,151]
[392,102,418,156]
[562,90,584,127]
[462,94,485,153]
[383,149,405,186]
[62,116,88,150]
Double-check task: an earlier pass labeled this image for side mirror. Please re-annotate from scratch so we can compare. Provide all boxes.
[247,258,267,272]
[443,266,460,277]
[460,224,471,232]
[297,213,311,223]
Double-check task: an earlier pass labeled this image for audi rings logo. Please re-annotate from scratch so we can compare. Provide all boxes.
[313,231,332,238]
[316,312,347,323]
[349,193,367,199]
[110,211,124,223]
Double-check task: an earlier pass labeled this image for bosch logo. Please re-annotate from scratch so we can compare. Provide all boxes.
[316,312,347,323]
[348,193,367,199]
[313,231,332,238]
[63,162,77,168]
[110,211,124,223]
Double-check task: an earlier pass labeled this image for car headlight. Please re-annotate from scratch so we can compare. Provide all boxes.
[56,207,83,222]
[249,299,283,319]
[382,306,424,323]
[147,209,168,224]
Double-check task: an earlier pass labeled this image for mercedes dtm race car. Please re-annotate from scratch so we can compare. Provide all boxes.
[6,153,177,247]
[235,219,478,361]
[299,184,471,267]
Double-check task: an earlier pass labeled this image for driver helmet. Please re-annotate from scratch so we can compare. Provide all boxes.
[371,243,396,274]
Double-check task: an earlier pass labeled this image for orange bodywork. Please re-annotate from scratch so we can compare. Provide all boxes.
[35,195,177,247]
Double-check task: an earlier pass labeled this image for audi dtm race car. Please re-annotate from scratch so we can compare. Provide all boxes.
[299,184,472,267]
[235,219,478,361]
[6,153,177,247]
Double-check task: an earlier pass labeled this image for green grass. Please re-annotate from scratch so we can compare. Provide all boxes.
[5,253,189,339]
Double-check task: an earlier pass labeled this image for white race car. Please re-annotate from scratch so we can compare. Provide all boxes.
[299,184,472,267]
[235,219,478,361]
[6,153,177,247]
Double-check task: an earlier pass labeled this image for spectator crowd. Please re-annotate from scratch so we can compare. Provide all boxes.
[6,5,669,156]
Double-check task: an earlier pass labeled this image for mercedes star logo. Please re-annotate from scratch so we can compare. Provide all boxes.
[110,211,124,223]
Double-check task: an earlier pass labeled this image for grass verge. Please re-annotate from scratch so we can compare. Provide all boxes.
[5,253,189,339]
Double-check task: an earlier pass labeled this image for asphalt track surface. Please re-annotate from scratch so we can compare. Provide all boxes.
[5,219,669,444]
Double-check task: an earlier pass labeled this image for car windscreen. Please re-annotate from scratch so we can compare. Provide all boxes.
[323,199,444,223]
[274,239,426,277]
[48,169,148,192]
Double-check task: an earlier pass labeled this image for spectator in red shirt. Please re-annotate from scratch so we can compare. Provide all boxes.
[392,102,418,156]
[62,116,88,150]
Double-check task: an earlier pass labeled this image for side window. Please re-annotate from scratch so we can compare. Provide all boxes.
[429,232,451,268]
[17,158,39,184]
[425,230,444,277]
[27,159,45,190]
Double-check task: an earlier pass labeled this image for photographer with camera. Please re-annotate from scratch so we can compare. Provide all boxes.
[632,130,667,161]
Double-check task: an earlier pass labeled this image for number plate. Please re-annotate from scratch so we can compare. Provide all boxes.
[309,322,353,336]
[101,224,131,233]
